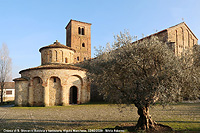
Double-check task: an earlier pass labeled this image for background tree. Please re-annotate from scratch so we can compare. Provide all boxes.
[79,31,200,130]
[0,43,12,104]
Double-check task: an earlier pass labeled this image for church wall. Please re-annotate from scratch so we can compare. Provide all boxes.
[167,23,198,56]
[33,77,44,106]
[49,77,62,106]
[15,80,29,106]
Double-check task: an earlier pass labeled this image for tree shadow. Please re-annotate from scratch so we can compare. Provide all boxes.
[0,118,137,130]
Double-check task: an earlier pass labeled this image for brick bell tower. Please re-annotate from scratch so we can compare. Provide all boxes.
[65,19,91,63]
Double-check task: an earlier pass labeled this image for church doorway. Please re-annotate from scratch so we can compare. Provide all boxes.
[69,86,77,104]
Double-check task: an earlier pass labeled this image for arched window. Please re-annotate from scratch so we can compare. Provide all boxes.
[55,50,57,61]
[84,57,86,61]
[61,50,63,62]
[78,27,85,35]
[175,30,178,55]
[82,28,85,35]
[65,58,68,63]
[193,39,195,46]
[49,50,52,62]
[77,56,79,61]
[188,31,190,47]
[44,51,47,62]
[78,27,81,34]
[54,77,56,83]
[82,43,85,47]
[181,27,184,47]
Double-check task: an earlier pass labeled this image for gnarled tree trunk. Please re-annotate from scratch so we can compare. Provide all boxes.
[136,105,156,130]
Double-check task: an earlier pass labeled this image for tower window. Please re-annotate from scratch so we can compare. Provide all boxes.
[78,27,85,35]
[82,43,85,47]
[54,77,56,83]
[55,50,58,61]
[78,27,81,34]
[65,58,68,63]
[82,28,85,35]
[77,56,79,61]
[84,57,86,61]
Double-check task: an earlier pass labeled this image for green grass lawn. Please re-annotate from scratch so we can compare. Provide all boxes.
[0,102,199,132]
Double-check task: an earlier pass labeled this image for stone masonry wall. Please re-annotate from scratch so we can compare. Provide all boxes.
[49,77,62,106]
[41,48,74,65]
[33,77,44,106]
[15,80,29,106]
[18,68,89,106]
[167,23,198,56]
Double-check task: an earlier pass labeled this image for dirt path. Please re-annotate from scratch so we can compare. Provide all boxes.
[0,103,199,132]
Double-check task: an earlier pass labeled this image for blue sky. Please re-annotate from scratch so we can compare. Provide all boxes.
[0,0,200,79]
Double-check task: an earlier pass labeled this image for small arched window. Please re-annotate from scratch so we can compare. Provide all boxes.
[44,51,47,62]
[49,50,52,62]
[65,58,68,63]
[78,27,85,35]
[82,43,85,47]
[61,50,63,62]
[55,50,57,61]
[84,57,86,61]
[78,27,81,34]
[82,28,85,35]
[77,56,79,61]
[193,39,195,46]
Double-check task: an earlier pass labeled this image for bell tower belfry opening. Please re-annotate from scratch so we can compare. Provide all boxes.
[65,19,92,63]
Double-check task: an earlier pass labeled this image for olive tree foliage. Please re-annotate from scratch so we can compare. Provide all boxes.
[79,31,200,130]
[178,44,200,100]
[0,44,12,104]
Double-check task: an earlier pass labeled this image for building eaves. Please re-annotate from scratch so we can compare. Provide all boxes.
[65,19,92,29]
[19,64,87,74]
[39,40,76,52]
[167,22,198,40]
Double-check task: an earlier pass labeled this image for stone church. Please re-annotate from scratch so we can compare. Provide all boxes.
[14,20,91,106]
[136,22,198,55]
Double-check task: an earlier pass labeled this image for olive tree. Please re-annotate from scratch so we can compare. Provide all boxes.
[79,31,200,130]
[178,44,200,101]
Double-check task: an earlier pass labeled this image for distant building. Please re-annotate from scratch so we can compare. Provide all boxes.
[135,22,198,56]
[0,82,15,102]
[13,20,91,107]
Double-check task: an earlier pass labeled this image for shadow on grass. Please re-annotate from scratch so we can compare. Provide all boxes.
[0,118,137,123]
[1,119,200,132]
[157,120,200,124]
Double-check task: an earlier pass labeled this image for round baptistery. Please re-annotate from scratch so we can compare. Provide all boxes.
[39,40,76,65]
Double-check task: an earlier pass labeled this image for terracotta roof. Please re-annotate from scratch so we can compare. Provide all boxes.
[133,22,198,43]
[132,29,167,43]
[39,40,76,52]
[19,64,87,74]
[0,82,15,89]
[65,19,92,29]
[13,78,28,81]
